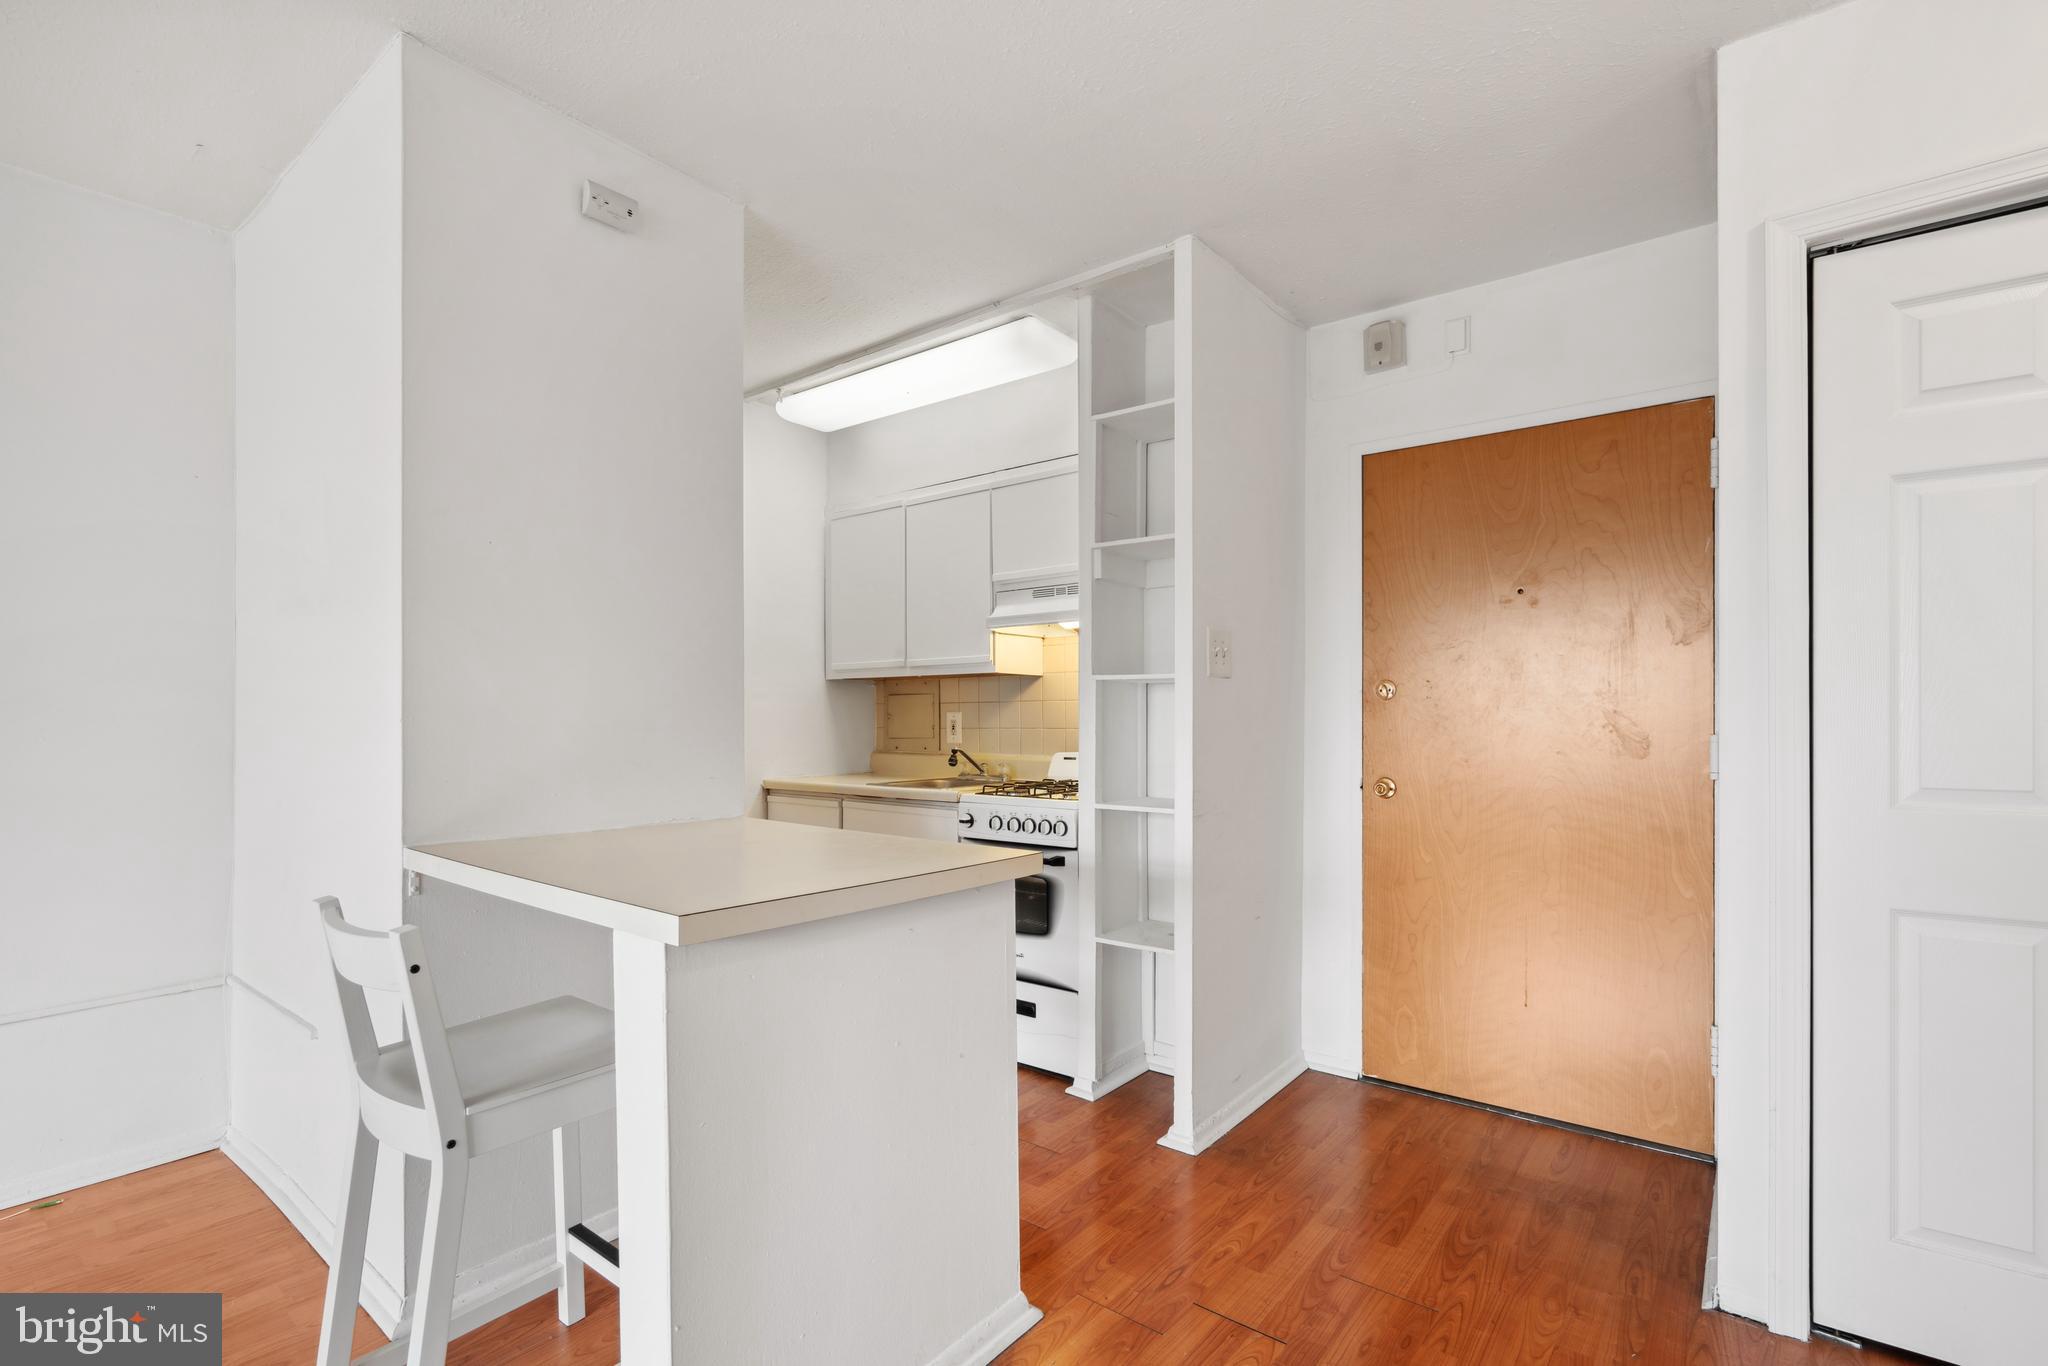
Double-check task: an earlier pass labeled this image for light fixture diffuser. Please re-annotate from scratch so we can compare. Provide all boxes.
[775,317,1077,433]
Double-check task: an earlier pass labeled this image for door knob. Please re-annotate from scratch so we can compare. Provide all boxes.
[1374,777,1397,799]
[1376,679,1397,700]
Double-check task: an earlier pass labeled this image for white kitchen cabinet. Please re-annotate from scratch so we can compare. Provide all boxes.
[765,793,842,828]
[904,489,993,671]
[840,797,961,843]
[992,469,1080,580]
[826,505,906,676]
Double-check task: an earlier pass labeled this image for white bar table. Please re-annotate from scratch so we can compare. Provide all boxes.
[403,816,1044,1366]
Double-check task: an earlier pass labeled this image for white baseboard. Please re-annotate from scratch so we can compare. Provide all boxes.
[1065,1048,1149,1102]
[220,1126,406,1335]
[926,1291,1043,1366]
[1303,1049,1360,1080]
[1,1127,224,1209]
[1165,1053,1308,1157]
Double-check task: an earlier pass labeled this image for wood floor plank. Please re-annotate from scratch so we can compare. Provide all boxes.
[6,1070,1923,1366]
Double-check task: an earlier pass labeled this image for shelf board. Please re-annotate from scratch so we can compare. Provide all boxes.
[1096,919,1176,954]
[1094,795,1174,814]
[1092,533,1176,563]
[1091,396,1174,442]
[1093,672,1173,684]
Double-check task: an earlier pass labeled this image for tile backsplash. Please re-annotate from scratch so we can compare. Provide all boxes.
[874,631,1079,758]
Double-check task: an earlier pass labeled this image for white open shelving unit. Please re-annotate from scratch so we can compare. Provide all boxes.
[1074,247,1189,1133]
[1070,237,1305,1156]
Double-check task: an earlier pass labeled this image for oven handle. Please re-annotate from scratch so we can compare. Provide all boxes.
[1041,855,1066,867]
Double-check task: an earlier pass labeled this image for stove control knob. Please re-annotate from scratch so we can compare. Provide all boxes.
[988,815,1007,833]
[1028,818,1046,835]
[1053,820,1069,837]
[958,812,975,830]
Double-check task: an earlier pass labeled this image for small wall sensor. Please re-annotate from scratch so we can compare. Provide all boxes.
[581,180,639,231]
[1364,319,1406,372]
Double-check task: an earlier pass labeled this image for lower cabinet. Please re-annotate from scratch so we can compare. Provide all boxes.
[765,793,841,828]
[839,797,962,843]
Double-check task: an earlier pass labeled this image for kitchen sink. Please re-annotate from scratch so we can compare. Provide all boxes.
[872,776,989,789]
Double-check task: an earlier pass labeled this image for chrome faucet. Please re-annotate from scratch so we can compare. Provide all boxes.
[946,747,989,774]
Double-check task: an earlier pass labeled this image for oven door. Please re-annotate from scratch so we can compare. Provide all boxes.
[994,848,1078,994]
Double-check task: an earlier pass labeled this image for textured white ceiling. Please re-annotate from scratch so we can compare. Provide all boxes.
[1,0,1840,387]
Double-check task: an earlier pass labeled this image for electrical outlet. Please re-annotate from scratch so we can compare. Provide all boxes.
[944,710,963,745]
[1206,627,1234,678]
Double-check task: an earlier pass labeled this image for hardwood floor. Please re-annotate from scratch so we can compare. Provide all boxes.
[1,1069,1910,1364]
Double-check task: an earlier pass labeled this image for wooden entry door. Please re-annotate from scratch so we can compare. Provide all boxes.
[1361,400,1715,1152]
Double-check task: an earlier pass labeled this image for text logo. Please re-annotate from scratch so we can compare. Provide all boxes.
[2,1295,220,1363]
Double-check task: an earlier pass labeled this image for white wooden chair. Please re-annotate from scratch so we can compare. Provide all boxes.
[314,896,619,1366]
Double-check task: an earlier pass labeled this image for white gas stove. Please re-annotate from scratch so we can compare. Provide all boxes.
[957,754,1081,1077]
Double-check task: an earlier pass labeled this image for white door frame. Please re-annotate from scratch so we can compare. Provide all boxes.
[1757,142,2048,1340]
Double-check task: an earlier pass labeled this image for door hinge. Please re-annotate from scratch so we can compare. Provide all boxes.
[1708,733,1720,780]
[1709,437,1719,489]
[1709,1024,1720,1076]
[404,870,422,898]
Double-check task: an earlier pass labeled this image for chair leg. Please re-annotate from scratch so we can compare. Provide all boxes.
[317,1120,378,1366]
[406,1148,469,1366]
[552,1124,586,1325]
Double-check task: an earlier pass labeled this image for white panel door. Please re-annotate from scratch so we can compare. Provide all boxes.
[992,469,1079,579]
[1814,204,2048,1364]
[826,504,905,676]
[904,489,992,671]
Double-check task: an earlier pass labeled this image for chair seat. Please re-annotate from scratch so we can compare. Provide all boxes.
[368,995,614,1118]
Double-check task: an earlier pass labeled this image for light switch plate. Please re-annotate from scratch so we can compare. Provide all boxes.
[944,710,963,745]
[1206,627,1234,678]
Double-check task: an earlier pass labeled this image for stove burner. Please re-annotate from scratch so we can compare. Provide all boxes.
[975,777,1080,800]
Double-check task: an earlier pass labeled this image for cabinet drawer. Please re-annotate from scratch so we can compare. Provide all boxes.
[766,793,842,828]
[840,797,961,842]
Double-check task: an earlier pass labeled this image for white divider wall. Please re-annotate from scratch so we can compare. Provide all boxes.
[398,37,744,1280]
[232,35,744,1327]
[231,40,408,1315]
[1179,241,1308,1150]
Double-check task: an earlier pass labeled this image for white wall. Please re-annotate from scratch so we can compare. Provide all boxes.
[1713,0,2048,1329]
[1298,226,1717,1079]
[0,165,234,1204]
[743,400,873,811]
[825,364,1077,508]
[397,37,746,1283]
[229,40,408,1319]
[1182,241,1309,1149]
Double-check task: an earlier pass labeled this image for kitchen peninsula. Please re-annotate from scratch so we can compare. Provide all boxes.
[403,817,1043,1366]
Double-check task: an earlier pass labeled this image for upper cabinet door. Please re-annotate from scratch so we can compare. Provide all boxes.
[904,489,993,670]
[826,505,906,676]
[991,470,1080,580]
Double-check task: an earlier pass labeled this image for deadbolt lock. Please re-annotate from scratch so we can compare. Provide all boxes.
[1375,679,1397,700]
[1374,777,1397,799]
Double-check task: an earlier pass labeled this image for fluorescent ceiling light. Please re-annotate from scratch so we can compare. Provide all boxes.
[775,317,1076,433]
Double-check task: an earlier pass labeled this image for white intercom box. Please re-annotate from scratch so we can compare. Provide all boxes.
[1364,318,1406,371]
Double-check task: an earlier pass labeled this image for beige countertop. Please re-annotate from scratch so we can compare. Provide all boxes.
[762,773,973,802]
[404,816,1039,945]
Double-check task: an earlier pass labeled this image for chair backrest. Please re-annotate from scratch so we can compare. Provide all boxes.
[317,896,465,1154]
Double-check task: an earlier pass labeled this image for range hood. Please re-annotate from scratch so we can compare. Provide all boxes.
[989,575,1081,631]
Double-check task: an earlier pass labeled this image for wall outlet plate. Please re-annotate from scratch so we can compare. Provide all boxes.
[581,180,639,231]
[1206,627,1234,678]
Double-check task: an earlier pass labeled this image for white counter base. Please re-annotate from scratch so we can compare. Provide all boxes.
[614,882,1033,1364]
